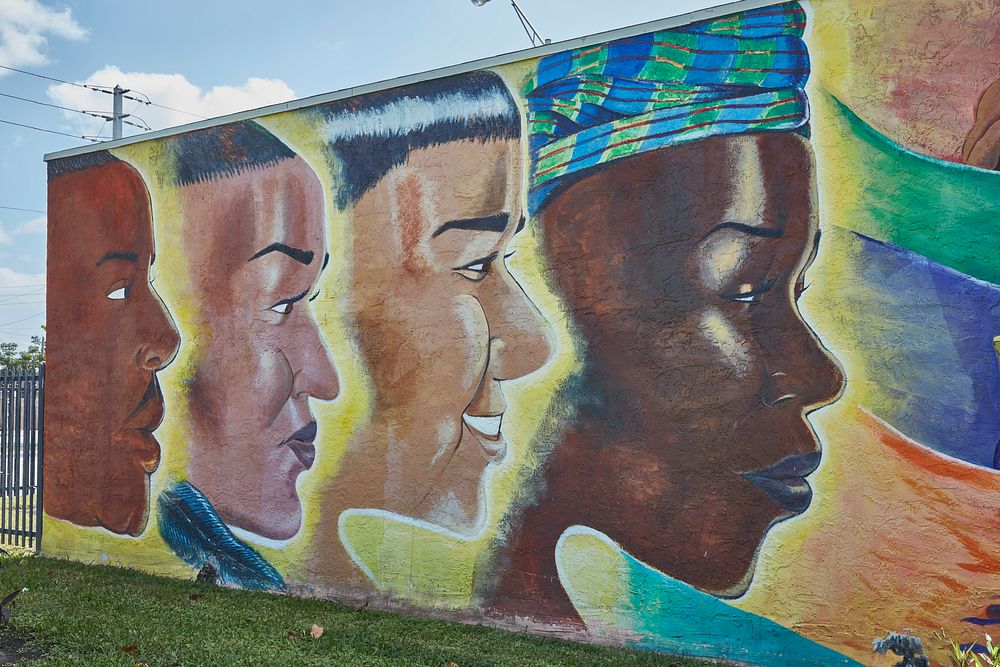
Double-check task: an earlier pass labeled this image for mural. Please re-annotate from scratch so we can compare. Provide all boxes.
[42,1,1000,665]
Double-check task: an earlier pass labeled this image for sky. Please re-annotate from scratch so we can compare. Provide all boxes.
[0,0,739,346]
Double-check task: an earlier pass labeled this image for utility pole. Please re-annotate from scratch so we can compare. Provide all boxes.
[85,85,150,141]
[471,0,549,47]
[112,85,126,140]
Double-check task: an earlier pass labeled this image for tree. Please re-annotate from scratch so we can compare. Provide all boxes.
[0,334,45,372]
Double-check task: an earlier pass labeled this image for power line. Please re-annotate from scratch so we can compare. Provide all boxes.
[0,298,44,306]
[0,91,87,114]
[0,91,150,130]
[0,118,97,142]
[122,87,205,119]
[0,312,44,328]
[0,289,45,303]
[0,206,44,214]
[146,100,206,119]
[80,110,151,131]
[0,64,148,104]
[128,113,152,130]
[3,64,204,125]
[83,118,110,142]
[0,64,93,89]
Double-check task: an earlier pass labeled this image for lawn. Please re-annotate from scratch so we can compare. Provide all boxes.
[0,554,720,666]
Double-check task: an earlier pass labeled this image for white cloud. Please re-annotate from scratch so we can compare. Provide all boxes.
[0,266,43,288]
[0,226,12,245]
[0,0,86,70]
[48,66,297,137]
[14,215,44,235]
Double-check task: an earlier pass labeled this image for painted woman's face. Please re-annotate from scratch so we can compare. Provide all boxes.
[344,138,552,532]
[46,160,180,536]
[540,133,844,594]
[181,157,340,541]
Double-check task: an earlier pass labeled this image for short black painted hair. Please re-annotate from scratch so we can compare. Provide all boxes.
[168,120,297,187]
[312,70,521,209]
[47,150,119,181]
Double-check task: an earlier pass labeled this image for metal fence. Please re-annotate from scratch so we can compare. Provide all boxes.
[0,366,43,551]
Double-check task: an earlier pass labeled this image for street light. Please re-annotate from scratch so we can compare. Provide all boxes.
[471,0,549,46]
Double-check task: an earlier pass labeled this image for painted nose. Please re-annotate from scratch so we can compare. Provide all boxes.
[763,336,844,411]
[487,275,554,382]
[136,288,180,372]
[290,314,340,402]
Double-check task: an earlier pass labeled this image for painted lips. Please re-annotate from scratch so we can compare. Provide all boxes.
[281,421,318,469]
[462,413,507,459]
[125,378,165,433]
[741,451,821,513]
[122,378,166,472]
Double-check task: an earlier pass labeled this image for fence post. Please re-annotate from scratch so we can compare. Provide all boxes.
[36,363,44,554]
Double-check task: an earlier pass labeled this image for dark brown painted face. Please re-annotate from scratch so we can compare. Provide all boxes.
[539,132,844,594]
[45,159,180,536]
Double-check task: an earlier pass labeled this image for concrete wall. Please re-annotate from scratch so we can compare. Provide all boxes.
[43,2,1000,664]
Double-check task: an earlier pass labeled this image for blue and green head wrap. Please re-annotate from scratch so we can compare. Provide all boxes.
[523,2,811,213]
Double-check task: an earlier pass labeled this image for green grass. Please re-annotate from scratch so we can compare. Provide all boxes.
[0,555,719,666]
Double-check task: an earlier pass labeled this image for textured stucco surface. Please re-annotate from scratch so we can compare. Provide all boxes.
[43,2,1000,664]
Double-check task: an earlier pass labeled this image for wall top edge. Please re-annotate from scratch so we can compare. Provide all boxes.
[43,0,782,162]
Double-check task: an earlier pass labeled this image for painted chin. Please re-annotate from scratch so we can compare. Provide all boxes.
[100,499,147,537]
[222,447,305,540]
[417,420,506,531]
[243,461,304,540]
[261,503,303,541]
[112,429,161,474]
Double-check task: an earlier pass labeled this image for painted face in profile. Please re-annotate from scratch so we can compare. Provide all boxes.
[540,133,844,594]
[46,157,180,536]
[346,138,552,531]
[180,155,339,541]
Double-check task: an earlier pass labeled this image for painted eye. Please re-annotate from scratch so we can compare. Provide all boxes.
[106,286,129,300]
[269,302,293,315]
[456,264,488,282]
[724,279,775,305]
[730,284,761,304]
[455,254,498,282]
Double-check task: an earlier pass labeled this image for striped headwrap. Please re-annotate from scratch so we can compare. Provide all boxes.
[524,2,810,213]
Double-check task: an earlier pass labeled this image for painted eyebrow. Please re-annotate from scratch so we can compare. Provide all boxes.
[96,251,138,266]
[700,221,784,241]
[270,288,310,309]
[247,243,314,265]
[432,213,509,238]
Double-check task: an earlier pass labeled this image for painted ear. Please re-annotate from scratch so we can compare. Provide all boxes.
[962,120,1000,171]
[962,79,1000,170]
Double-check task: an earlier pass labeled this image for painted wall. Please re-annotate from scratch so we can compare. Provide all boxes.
[43,2,1000,664]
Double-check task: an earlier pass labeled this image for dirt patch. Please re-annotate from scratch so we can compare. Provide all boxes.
[0,631,44,665]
